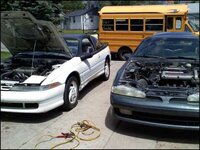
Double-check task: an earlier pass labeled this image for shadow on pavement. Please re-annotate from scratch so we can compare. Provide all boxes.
[105,107,199,144]
[78,77,103,100]
[111,53,123,61]
[1,107,63,123]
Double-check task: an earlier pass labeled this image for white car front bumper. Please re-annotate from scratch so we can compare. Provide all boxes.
[1,84,65,113]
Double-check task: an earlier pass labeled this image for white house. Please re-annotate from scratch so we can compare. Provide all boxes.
[64,7,99,30]
[1,42,9,52]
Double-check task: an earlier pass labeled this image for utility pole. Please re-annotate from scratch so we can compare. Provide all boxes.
[82,15,84,33]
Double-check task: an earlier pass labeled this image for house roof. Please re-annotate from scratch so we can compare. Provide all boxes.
[99,4,188,15]
[188,3,199,14]
[65,7,99,18]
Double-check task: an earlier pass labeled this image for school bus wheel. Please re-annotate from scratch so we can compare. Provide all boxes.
[118,47,132,60]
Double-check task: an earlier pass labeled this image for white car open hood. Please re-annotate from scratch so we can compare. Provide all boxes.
[1,11,72,57]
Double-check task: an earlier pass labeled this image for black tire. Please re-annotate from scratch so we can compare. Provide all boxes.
[62,76,79,110]
[118,48,132,61]
[101,60,110,81]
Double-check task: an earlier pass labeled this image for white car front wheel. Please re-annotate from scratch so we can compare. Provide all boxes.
[63,76,79,110]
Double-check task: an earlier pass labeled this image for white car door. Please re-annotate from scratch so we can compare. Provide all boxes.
[81,38,100,80]
[90,36,106,74]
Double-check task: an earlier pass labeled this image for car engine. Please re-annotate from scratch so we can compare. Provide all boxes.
[121,59,199,96]
[1,57,65,82]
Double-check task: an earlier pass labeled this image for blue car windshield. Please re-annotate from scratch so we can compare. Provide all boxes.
[134,37,199,60]
[188,20,199,32]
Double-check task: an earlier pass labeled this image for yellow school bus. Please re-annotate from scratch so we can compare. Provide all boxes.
[98,4,199,60]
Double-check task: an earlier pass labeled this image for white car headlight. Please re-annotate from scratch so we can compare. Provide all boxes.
[112,85,146,98]
[187,93,199,102]
[40,82,61,90]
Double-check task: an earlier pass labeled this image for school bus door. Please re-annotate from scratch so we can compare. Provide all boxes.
[166,16,184,32]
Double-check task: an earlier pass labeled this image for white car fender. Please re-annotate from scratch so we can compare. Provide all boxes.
[41,57,82,85]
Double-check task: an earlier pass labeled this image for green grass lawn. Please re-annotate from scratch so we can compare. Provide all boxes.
[60,29,84,34]
[1,51,12,60]
[60,29,98,35]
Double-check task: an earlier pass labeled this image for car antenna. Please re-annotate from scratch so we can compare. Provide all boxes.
[31,40,37,76]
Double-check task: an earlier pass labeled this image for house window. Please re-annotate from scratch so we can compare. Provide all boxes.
[73,16,75,23]
[130,19,143,31]
[102,19,114,31]
[145,19,163,31]
[116,19,128,31]
[90,16,94,22]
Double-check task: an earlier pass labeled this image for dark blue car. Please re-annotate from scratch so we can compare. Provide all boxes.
[110,32,199,130]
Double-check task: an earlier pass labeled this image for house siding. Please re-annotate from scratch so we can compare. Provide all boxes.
[69,16,82,30]
[64,7,99,30]
[82,14,99,30]
[64,14,99,30]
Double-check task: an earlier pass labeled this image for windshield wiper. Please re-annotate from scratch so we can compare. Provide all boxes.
[166,56,198,60]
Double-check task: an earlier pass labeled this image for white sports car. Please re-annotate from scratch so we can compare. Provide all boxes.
[1,11,111,113]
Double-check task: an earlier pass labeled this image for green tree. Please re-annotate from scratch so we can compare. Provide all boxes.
[98,1,112,7]
[191,0,198,3]
[61,1,84,11]
[105,1,132,5]
[1,0,14,11]
[1,0,63,24]
[97,0,162,7]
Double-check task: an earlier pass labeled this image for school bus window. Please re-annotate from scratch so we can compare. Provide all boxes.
[98,5,194,60]
[176,17,182,30]
[145,19,163,31]
[102,19,114,31]
[116,19,128,31]
[130,19,143,31]
[167,17,173,29]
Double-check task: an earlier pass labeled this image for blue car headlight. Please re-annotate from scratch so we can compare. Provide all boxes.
[112,85,146,98]
[187,93,199,102]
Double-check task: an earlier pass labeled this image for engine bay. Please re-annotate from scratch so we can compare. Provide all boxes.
[121,59,199,96]
[1,56,66,83]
